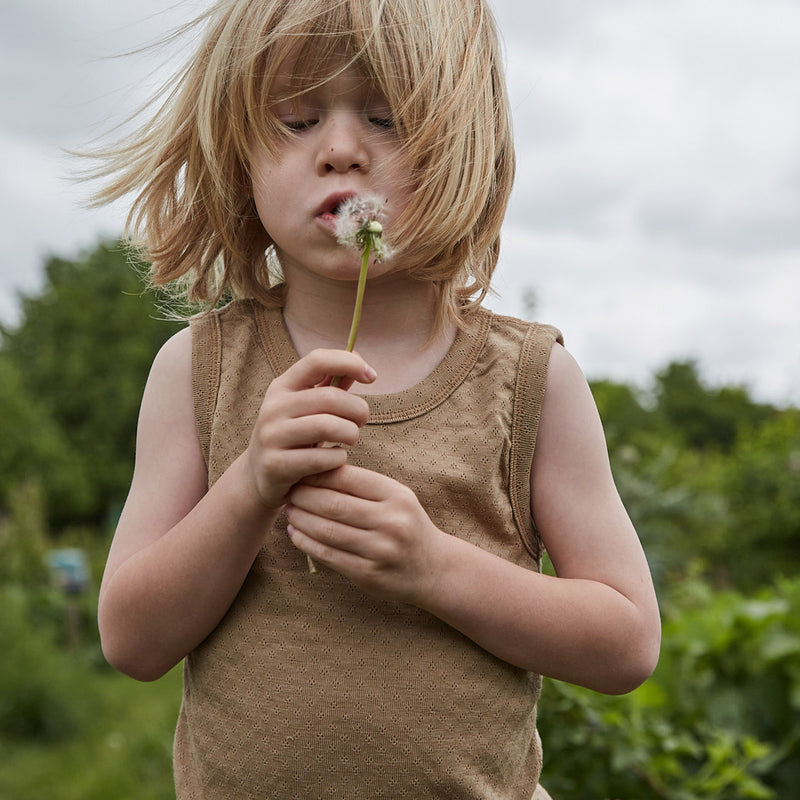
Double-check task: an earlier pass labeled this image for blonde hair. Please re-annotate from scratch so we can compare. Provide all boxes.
[90,0,515,328]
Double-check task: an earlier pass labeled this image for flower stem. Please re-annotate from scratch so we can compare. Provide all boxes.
[330,238,372,388]
[309,223,377,573]
[345,239,372,352]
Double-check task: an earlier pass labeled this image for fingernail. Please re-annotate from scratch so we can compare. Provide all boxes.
[365,365,377,380]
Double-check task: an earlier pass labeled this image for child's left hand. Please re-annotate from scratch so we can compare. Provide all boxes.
[285,464,446,602]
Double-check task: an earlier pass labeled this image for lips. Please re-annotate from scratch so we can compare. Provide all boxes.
[315,191,357,219]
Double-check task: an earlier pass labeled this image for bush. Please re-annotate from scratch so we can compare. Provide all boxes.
[538,576,800,798]
[0,585,101,743]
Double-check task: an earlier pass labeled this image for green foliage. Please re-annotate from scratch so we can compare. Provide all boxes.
[0,666,181,800]
[0,482,51,587]
[0,484,99,742]
[0,482,181,799]
[652,361,775,452]
[721,410,800,583]
[0,584,100,742]
[0,240,183,526]
[607,442,730,589]
[0,356,90,516]
[539,575,800,799]
[591,365,800,590]
[590,378,653,453]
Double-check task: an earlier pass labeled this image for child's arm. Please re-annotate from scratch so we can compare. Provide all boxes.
[98,330,376,681]
[285,344,661,694]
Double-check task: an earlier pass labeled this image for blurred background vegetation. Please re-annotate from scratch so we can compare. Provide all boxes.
[0,241,798,798]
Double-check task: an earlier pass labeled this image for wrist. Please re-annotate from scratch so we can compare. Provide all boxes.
[228,452,286,519]
[405,523,460,609]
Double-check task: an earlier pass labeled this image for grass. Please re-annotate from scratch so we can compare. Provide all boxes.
[0,663,182,800]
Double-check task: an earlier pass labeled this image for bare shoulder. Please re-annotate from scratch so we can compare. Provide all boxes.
[147,326,193,392]
[136,325,201,477]
[531,342,621,570]
[102,326,206,582]
[536,342,606,460]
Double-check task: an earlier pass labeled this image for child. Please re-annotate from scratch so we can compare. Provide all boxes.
[95,1,660,797]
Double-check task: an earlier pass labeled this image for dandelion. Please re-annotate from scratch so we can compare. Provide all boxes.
[307,194,391,574]
[332,194,392,356]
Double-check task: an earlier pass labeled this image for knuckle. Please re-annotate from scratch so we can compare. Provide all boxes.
[353,398,370,425]
[316,544,336,564]
[373,538,399,567]
[323,493,349,520]
[337,421,361,445]
[259,448,283,476]
[320,519,340,542]
[397,485,418,511]
[314,447,348,473]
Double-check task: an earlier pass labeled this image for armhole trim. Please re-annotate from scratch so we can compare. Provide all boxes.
[510,323,563,561]
[190,311,222,470]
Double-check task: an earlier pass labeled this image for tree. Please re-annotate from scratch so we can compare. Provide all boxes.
[0,354,90,516]
[0,241,183,527]
[721,410,800,586]
[591,368,797,590]
[653,361,775,451]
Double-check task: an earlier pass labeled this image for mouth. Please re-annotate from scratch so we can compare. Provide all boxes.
[316,192,357,219]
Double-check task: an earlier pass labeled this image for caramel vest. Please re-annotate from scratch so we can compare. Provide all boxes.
[176,299,562,799]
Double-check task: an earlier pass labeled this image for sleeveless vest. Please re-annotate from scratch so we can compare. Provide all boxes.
[175,298,562,799]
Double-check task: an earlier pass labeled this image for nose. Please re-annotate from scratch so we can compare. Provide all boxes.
[315,114,370,175]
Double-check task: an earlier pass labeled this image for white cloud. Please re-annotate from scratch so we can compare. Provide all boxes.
[0,131,128,321]
[486,0,800,404]
[1,0,798,405]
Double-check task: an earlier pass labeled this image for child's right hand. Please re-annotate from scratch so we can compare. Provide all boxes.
[246,349,376,510]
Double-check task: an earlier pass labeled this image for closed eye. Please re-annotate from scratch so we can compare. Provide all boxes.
[369,117,396,130]
[282,119,318,132]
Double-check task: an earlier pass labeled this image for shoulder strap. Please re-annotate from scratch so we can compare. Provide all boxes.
[510,323,563,560]
[189,310,222,469]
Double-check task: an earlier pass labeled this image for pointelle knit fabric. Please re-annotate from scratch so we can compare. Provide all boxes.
[176,298,563,799]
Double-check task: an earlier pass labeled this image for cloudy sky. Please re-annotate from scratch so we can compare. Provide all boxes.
[2,0,799,405]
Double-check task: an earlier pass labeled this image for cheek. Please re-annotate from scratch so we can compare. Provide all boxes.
[248,147,286,202]
[383,172,416,233]
[250,164,273,199]
[390,182,413,217]
[250,169,282,223]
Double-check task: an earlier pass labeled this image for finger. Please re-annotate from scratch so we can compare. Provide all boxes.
[277,349,376,392]
[287,521,371,571]
[324,374,357,392]
[271,414,363,449]
[286,506,360,550]
[265,386,371,428]
[286,502,386,564]
[288,484,374,527]
[254,445,349,487]
[324,350,372,393]
[301,464,391,502]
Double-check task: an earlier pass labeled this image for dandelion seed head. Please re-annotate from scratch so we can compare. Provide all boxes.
[334,193,393,261]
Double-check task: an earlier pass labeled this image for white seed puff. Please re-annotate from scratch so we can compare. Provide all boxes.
[333,194,393,261]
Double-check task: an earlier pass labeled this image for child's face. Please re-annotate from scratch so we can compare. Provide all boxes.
[249,60,412,284]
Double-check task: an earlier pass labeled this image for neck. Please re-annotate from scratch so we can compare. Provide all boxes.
[282,272,457,394]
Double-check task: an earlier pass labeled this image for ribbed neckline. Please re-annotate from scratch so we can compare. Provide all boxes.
[253,302,491,424]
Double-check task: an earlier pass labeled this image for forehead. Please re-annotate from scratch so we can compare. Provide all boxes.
[268,50,385,103]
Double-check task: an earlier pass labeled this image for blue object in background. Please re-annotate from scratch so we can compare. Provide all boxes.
[47,548,90,595]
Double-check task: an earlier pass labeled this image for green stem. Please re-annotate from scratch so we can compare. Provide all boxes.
[330,238,372,388]
[309,238,374,573]
[344,239,372,352]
